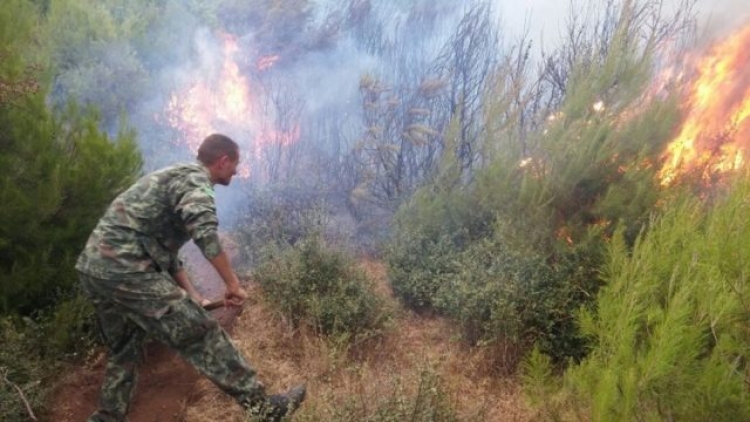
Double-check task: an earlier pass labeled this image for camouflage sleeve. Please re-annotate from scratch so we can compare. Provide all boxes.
[170,170,223,260]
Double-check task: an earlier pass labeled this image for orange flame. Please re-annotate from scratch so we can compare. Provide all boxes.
[166,34,257,177]
[165,34,301,180]
[659,25,750,185]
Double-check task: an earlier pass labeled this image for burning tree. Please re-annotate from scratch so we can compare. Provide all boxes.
[522,10,750,422]
[658,24,750,187]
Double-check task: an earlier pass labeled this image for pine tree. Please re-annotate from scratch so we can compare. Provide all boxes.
[0,0,142,315]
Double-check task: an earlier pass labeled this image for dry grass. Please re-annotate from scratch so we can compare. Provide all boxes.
[182,259,536,422]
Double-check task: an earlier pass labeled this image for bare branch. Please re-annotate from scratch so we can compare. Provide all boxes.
[1,368,38,421]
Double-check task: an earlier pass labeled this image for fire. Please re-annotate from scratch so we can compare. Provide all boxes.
[167,33,256,161]
[257,55,280,71]
[659,25,750,186]
[165,33,300,180]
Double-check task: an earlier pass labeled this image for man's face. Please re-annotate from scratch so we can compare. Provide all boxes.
[214,155,240,186]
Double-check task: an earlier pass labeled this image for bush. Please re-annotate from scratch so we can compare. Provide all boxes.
[39,292,98,356]
[384,0,687,370]
[0,99,142,315]
[387,213,598,367]
[524,176,750,421]
[0,293,95,422]
[253,235,390,340]
[0,2,141,419]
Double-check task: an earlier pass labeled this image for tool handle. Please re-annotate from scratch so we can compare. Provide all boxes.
[202,299,225,311]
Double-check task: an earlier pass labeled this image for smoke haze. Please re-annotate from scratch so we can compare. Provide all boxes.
[48,0,750,223]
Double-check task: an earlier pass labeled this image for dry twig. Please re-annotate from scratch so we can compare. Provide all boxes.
[1,368,38,421]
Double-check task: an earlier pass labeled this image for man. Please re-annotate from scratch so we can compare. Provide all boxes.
[75,134,305,422]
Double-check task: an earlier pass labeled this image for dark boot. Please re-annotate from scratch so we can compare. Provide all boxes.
[248,384,306,421]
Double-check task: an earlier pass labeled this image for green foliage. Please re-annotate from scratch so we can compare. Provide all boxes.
[527,174,750,421]
[294,370,460,422]
[0,98,142,314]
[43,0,154,127]
[385,174,493,310]
[254,235,390,340]
[521,347,562,412]
[0,8,143,314]
[0,2,140,418]
[0,0,45,106]
[0,293,94,421]
[39,292,97,355]
[387,210,597,365]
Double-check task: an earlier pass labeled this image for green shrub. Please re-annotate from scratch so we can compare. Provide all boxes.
[0,1,140,419]
[524,176,750,421]
[0,294,95,422]
[387,213,598,367]
[385,0,685,369]
[0,99,142,315]
[385,227,462,311]
[39,292,97,357]
[253,235,390,340]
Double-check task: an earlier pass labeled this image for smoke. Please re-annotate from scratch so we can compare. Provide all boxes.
[691,0,750,37]
[50,0,750,224]
[108,1,460,223]
[495,0,750,52]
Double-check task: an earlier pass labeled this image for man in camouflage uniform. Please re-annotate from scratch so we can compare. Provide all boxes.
[76,134,305,422]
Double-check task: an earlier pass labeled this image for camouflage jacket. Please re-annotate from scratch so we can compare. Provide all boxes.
[75,162,223,279]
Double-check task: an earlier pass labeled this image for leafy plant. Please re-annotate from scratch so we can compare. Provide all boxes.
[254,235,390,340]
[525,175,750,421]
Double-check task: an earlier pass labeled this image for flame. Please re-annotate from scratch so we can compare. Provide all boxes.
[257,55,280,71]
[167,34,256,157]
[165,34,300,180]
[659,25,750,186]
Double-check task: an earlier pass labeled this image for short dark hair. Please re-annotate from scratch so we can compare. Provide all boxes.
[197,134,239,165]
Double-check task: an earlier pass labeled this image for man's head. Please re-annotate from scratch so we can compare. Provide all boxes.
[197,134,240,186]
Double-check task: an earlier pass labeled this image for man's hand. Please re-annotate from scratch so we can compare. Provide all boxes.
[225,284,248,307]
[209,251,247,308]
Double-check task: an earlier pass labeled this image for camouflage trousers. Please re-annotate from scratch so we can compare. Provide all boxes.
[79,271,265,422]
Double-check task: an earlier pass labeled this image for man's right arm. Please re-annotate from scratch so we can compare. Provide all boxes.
[209,250,248,307]
[170,168,247,306]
